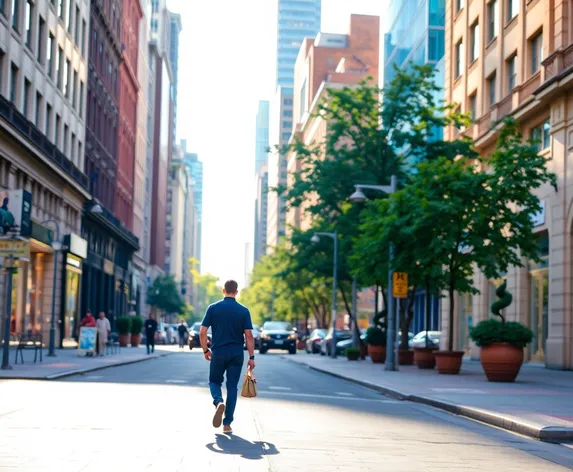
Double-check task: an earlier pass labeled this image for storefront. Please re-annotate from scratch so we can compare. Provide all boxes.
[528,231,549,363]
[59,233,88,347]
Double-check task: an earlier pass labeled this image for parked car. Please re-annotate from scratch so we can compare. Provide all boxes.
[243,324,261,350]
[335,329,367,354]
[305,329,327,354]
[320,328,352,356]
[412,331,441,349]
[259,321,297,354]
[188,322,211,350]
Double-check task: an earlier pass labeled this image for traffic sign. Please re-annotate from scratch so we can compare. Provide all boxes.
[392,272,408,298]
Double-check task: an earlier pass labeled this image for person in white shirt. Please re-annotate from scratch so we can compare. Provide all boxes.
[96,312,111,357]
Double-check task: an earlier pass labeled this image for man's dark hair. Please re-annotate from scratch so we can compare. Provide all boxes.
[224,280,239,294]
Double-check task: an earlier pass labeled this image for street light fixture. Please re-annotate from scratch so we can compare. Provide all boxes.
[311,231,338,359]
[350,175,398,371]
[90,203,103,215]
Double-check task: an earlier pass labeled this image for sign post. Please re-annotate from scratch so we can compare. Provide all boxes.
[391,272,408,370]
[1,255,17,370]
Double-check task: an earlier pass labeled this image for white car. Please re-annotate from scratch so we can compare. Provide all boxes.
[412,331,441,349]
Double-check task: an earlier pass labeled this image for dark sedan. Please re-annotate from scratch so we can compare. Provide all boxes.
[321,329,352,356]
[305,329,327,354]
[259,321,297,354]
[188,322,211,350]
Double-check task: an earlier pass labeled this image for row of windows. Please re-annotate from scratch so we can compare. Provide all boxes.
[0,53,83,166]
[91,25,119,98]
[87,90,117,158]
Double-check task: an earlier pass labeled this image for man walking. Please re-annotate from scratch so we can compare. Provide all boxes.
[95,312,111,356]
[177,320,188,350]
[144,314,158,354]
[200,280,255,435]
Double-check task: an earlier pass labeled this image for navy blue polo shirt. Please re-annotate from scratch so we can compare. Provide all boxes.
[201,297,253,353]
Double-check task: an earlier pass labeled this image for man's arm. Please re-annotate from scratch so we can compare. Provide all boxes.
[200,326,211,360]
[245,329,255,368]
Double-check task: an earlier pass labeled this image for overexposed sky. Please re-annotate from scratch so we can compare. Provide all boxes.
[167,0,384,288]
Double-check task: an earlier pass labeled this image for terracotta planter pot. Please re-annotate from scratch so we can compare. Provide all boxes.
[131,334,141,348]
[119,334,130,347]
[359,343,368,360]
[297,340,305,350]
[480,343,524,382]
[435,351,464,375]
[414,347,437,369]
[368,345,386,364]
[398,349,414,365]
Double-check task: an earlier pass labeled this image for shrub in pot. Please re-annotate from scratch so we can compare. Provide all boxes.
[130,316,144,347]
[470,281,533,382]
[364,326,386,363]
[345,347,360,361]
[117,316,132,347]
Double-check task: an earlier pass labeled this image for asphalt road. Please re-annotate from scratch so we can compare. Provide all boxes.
[1,350,573,471]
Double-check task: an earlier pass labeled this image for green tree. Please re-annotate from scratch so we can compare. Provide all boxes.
[147,274,185,316]
[189,258,222,317]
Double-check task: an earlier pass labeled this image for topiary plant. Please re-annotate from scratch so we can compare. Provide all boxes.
[117,316,132,336]
[491,279,512,323]
[130,316,144,335]
[364,310,387,346]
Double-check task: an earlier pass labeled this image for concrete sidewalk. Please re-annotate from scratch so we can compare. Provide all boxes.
[284,353,573,442]
[0,345,178,380]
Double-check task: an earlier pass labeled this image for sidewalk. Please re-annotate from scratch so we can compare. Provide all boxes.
[284,353,573,442]
[0,345,177,380]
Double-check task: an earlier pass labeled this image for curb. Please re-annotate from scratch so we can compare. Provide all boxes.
[283,357,573,442]
[1,351,175,381]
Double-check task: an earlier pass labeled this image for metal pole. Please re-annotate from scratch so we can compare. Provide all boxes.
[352,276,359,348]
[385,175,398,371]
[395,298,401,370]
[1,256,15,370]
[331,232,338,358]
[48,246,59,356]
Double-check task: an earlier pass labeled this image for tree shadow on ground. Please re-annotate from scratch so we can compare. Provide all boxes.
[206,433,280,460]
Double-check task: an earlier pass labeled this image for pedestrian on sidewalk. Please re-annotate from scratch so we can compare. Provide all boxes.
[80,311,96,357]
[200,280,255,435]
[95,312,111,357]
[177,320,187,350]
[166,324,173,345]
[144,314,158,355]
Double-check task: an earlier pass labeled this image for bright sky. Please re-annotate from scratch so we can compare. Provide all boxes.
[167,0,384,288]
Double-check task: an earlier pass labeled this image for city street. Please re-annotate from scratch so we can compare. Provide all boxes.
[1,352,573,471]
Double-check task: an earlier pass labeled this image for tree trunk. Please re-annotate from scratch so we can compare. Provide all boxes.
[448,284,455,352]
[400,288,416,349]
[425,278,431,348]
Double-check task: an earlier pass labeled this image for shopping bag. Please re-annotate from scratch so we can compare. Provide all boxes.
[241,368,257,398]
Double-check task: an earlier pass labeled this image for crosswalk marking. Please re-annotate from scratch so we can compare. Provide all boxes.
[335,392,355,397]
[269,386,292,391]
[166,379,186,384]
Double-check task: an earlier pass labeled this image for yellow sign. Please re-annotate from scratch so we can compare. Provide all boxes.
[392,272,408,298]
[0,239,30,259]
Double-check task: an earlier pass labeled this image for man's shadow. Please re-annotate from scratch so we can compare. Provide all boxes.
[206,434,280,460]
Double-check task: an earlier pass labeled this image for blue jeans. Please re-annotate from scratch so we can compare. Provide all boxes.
[209,350,244,426]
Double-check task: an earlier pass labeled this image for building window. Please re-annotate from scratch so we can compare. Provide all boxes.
[282,132,290,141]
[282,120,292,129]
[0,0,4,14]
[12,0,20,31]
[64,59,71,97]
[45,103,52,136]
[58,0,63,19]
[23,78,31,117]
[10,63,18,104]
[55,113,61,147]
[67,0,73,31]
[470,21,479,62]
[283,109,293,118]
[428,29,445,62]
[530,119,550,151]
[25,0,32,47]
[530,32,543,75]
[455,40,464,78]
[47,33,54,77]
[283,98,293,106]
[469,92,477,120]
[507,0,519,22]
[507,54,517,92]
[74,6,80,43]
[63,124,69,155]
[487,72,496,106]
[78,141,82,163]
[72,70,77,107]
[37,17,45,62]
[81,19,86,56]
[57,47,64,89]
[35,91,42,126]
[456,0,464,12]
[71,132,76,162]
[488,0,498,41]
[79,80,84,117]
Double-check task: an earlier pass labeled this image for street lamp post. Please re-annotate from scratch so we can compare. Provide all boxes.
[352,276,359,348]
[311,231,338,359]
[349,175,398,371]
[43,219,63,357]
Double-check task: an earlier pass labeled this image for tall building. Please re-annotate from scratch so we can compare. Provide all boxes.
[148,0,173,273]
[286,15,380,233]
[443,0,573,369]
[0,0,91,347]
[255,101,270,175]
[181,140,203,271]
[254,166,269,262]
[83,0,139,332]
[132,0,151,315]
[166,148,187,286]
[169,12,182,144]
[266,0,321,253]
[276,0,322,89]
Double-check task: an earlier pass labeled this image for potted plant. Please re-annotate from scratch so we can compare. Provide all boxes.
[364,310,386,363]
[130,316,143,347]
[345,347,360,361]
[117,316,132,347]
[470,281,533,382]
